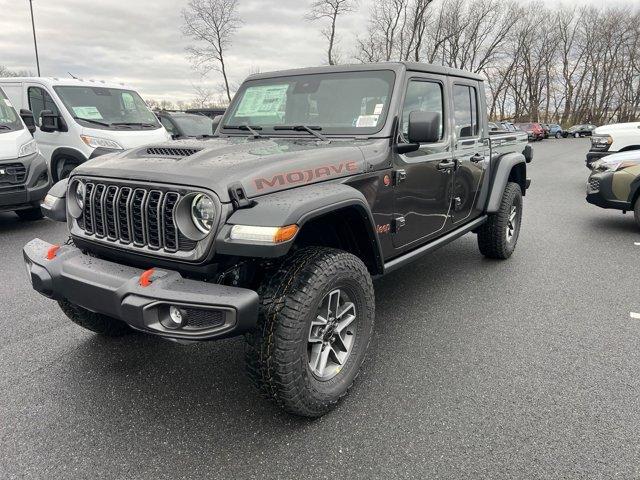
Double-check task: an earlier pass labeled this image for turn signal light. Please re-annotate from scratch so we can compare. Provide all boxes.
[230,224,299,244]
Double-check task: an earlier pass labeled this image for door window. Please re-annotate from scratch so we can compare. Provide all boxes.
[401,80,444,140]
[159,117,176,135]
[453,85,479,138]
[28,87,59,120]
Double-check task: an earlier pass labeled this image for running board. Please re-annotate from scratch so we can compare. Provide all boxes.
[381,215,488,276]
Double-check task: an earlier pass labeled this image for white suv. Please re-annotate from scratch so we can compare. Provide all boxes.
[0,78,170,181]
[587,122,640,169]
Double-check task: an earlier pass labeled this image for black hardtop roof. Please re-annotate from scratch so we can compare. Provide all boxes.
[246,61,484,82]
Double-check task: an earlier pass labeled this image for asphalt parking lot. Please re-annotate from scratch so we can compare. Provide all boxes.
[1,138,639,479]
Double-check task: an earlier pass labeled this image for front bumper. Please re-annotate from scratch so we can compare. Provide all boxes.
[0,153,50,211]
[585,171,630,210]
[23,238,259,341]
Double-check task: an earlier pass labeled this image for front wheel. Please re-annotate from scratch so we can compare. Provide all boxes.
[245,247,375,417]
[555,132,562,139]
[574,132,580,138]
[477,182,523,259]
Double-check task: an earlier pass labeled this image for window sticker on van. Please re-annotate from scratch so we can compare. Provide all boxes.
[236,84,288,117]
[122,93,135,110]
[72,106,103,119]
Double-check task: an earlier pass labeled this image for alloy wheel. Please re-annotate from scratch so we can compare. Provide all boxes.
[506,205,518,242]
[308,288,357,380]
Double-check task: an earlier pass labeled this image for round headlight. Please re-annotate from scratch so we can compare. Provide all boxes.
[191,194,216,234]
[75,181,85,209]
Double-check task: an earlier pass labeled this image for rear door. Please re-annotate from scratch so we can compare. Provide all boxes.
[450,80,489,225]
[392,73,454,249]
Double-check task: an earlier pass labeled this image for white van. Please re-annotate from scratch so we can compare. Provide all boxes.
[0,86,50,219]
[0,78,171,181]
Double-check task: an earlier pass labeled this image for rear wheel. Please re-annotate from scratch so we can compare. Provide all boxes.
[634,198,640,230]
[245,247,375,417]
[477,182,523,259]
[16,207,43,221]
[574,132,580,138]
[58,299,133,337]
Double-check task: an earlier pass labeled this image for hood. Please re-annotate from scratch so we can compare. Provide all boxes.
[74,136,371,203]
[80,125,171,149]
[594,122,640,135]
[0,128,34,161]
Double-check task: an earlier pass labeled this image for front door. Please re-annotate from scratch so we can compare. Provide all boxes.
[450,81,489,224]
[392,76,453,249]
[26,85,63,162]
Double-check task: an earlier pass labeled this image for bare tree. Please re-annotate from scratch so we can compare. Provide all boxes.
[0,65,31,77]
[306,0,358,65]
[181,0,242,103]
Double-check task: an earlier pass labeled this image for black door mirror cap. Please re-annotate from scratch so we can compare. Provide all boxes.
[40,110,60,132]
[408,111,441,144]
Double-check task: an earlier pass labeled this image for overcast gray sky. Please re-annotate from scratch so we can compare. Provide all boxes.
[0,0,619,103]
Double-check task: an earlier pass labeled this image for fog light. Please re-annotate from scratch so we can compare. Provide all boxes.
[169,305,185,327]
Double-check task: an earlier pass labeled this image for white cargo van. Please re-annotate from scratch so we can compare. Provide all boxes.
[0,78,170,181]
[0,86,50,219]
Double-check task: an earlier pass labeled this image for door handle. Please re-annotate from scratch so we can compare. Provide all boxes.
[437,159,456,171]
[470,153,484,163]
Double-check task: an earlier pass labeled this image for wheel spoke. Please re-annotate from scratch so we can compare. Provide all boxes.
[315,345,331,377]
[335,312,356,334]
[326,289,341,321]
[329,345,348,366]
[308,315,328,342]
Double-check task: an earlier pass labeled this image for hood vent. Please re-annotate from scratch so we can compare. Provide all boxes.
[145,146,201,158]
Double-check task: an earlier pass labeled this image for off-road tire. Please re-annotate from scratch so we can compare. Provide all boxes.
[58,299,133,337]
[477,181,523,259]
[16,207,43,221]
[245,247,375,417]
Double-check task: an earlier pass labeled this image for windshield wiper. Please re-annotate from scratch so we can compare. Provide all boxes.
[223,124,264,138]
[111,122,156,128]
[0,125,11,130]
[72,116,111,127]
[273,125,328,142]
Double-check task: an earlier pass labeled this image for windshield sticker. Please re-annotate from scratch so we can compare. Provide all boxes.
[122,92,135,110]
[356,115,379,128]
[236,84,288,117]
[72,106,103,120]
[374,104,384,115]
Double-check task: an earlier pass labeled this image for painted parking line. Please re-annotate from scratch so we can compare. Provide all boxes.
[631,312,640,320]
[635,242,640,246]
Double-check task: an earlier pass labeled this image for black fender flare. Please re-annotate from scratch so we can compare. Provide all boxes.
[486,152,527,213]
[215,183,384,273]
[50,147,87,182]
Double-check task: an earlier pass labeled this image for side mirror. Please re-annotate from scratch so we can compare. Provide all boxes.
[408,111,441,144]
[20,109,36,135]
[39,110,60,133]
[211,114,223,133]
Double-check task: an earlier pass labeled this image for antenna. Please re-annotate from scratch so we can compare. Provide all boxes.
[68,72,79,79]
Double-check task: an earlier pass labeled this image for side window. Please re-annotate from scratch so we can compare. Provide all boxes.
[160,117,176,135]
[453,85,479,138]
[401,80,444,140]
[28,87,59,120]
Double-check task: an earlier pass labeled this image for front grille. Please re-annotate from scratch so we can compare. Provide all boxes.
[79,182,192,253]
[183,308,225,331]
[0,162,27,185]
[146,147,201,157]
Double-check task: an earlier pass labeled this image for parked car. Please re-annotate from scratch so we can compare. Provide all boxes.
[27,62,531,418]
[0,78,170,181]
[156,111,216,139]
[0,86,50,220]
[185,108,226,119]
[488,121,499,131]
[547,123,564,138]
[563,124,596,138]
[586,150,640,227]
[515,122,544,141]
[540,124,550,138]
[586,122,640,169]
[499,121,517,132]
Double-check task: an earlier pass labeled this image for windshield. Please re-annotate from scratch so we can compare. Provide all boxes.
[0,88,23,133]
[173,114,215,137]
[53,86,160,130]
[222,70,395,136]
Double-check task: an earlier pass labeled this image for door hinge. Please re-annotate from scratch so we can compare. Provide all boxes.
[394,169,407,185]
[393,216,406,233]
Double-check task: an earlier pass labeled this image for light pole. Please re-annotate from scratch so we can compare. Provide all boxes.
[28,0,40,76]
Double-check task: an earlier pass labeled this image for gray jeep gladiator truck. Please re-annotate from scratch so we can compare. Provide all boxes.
[24,63,531,417]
